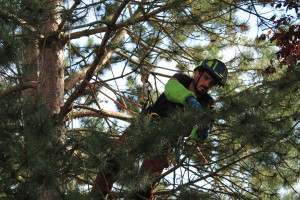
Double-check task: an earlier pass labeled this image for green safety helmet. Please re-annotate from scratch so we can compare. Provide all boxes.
[194,59,228,86]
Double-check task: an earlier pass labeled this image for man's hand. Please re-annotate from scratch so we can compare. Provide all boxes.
[186,96,202,112]
[190,126,210,143]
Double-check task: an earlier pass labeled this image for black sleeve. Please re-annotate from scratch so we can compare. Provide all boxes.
[172,73,193,89]
[145,73,191,117]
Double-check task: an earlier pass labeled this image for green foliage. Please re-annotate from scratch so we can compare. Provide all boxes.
[1,97,62,198]
[0,95,118,199]
[211,66,300,198]
[0,14,20,67]
[176,187,218,200]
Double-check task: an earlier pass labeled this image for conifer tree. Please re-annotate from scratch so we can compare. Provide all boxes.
[0,0,299,199]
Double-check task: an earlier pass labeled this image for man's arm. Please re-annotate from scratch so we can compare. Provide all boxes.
[164,78,196,106]
[165,78,210,142]
[164,78,202,111]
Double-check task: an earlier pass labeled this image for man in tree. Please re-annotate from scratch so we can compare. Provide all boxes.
[92,59,228,200]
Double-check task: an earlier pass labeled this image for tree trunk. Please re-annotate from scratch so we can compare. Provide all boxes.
[38,39,64,115]
[37,0,65,115]
[36,1,65,199]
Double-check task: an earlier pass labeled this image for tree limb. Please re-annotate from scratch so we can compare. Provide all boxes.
[0,81,37,98]
[64,29,127,92]
[0,9,43,38]
[68,2,173,39]
[65,105,133,122]
[114,50,172,78]
[61,0,131,117]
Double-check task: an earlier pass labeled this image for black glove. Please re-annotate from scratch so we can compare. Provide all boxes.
[190,126,210,143]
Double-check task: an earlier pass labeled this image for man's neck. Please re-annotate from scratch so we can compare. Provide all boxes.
[189,82,204,99]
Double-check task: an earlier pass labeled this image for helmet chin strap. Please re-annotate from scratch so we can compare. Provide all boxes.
[193,71,204,96]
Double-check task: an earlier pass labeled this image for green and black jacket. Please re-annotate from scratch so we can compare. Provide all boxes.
[148,73,214,117]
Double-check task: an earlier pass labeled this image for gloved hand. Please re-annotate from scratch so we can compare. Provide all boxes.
[186,96,202,112]
[190,125,210,143]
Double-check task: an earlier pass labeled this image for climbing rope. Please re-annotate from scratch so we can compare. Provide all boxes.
[195,146,235,200]
[83,77,139,115]
[140,66,152,101]
[127,3,154,109]
[91,77,143,109]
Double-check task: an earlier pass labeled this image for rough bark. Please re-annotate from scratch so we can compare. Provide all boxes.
[38,39,65,115]
[37,0,65,115]
[22,32,39,100]
[36,1,65,199]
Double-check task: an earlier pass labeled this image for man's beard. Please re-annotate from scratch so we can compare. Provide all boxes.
[197,85,208,95]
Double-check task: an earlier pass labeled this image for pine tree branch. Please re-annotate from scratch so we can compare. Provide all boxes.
[275,165,299,195]
[57,0,81,31]
[152,146,264,199]
[115,46,186,74]
[219,0,273,25]
[65,105,133,122]
[68,1,176,39]
[73,174,93,185]
[0,9,43,38]
[63,1,190,95]
[125,21,197,68]
[61,25,123,117]
[61,0,133,116]
[114,50,172,78]
[125,27,164,55]
[64,29,127,92]
[177,131,297,197]
[0,81,37,98]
